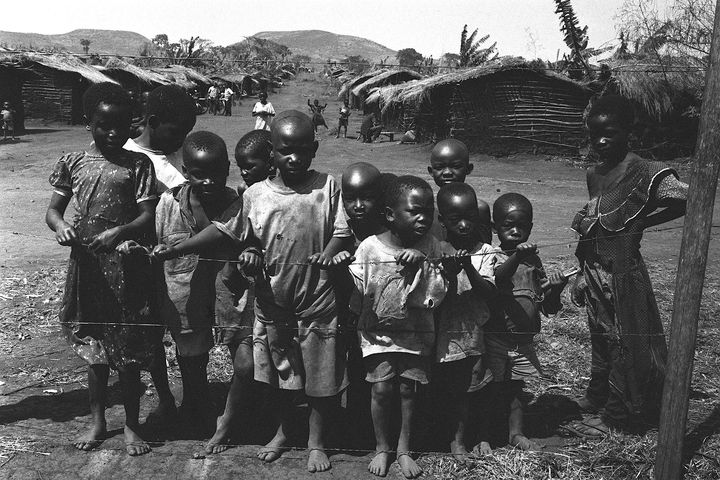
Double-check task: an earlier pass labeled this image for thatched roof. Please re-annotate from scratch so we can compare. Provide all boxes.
[351,69,423,99]
[337,69,388,99]
[0,52,117,84]
[151,65,213,89]
[367,57,587,111]
[211,73,258,86]
[606,57,705,120]
[102,57,170,86]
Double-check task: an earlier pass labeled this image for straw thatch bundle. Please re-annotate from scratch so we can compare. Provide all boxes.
[337,68,387,100]
[102,57,170,86]
[152,65,213,89]
[0,52,117,84]
[350,69,422,99]
[607,57,705,120]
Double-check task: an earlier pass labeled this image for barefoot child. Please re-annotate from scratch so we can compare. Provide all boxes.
[485,193,568,451]
[349,175,448,478]
[1,101,17,141]
[434,183,496,457]
[570,95,687,436]
[124,83,197,423]
[154,111,352,472]
[206,129,274,453]
[251,92,275,131]
[46,83,162,456]
[427,139,491,244]
[337,101,351,139]
[152,131,242,435]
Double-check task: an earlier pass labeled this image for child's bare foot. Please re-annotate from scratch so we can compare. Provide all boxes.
[73,423,107,451]
[257,433,288,463]
[205,415,232,454]
[450,440,469,461]
[124,425,151,456]
[145,399,177,425]
[307,448,331,472]
[397,452,422,479]
[471,441,492,456]
[509,433,542,451]
[368,451,391,477]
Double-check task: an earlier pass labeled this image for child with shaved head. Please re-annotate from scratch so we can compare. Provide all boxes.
[154,111,352,473]
[153,131,241,431]
[427,139,491,244]
[434,183,496,457]
[484,193,568,451]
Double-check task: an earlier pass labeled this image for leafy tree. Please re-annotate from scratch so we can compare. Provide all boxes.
[440,53,461,68]
[344,55,370,74]
[80,38,91,55]
[459,25,497,66]
[554,0,592,78]
[396,48,423,67]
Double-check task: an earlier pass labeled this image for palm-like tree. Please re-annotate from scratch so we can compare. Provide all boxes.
[459,25,497,67]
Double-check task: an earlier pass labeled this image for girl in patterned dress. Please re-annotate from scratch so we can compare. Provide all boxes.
[45,83,162,456]
[570,95,687,436]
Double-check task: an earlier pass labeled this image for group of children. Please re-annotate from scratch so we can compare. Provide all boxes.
[46,82,687,478]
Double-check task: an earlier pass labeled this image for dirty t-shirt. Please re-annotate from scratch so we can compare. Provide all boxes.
[215,171,351,319]
[349,234,447,357]
[435,241,496,362]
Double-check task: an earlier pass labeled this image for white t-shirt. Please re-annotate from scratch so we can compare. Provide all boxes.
[123,138,186,193]
[207,86,218,99]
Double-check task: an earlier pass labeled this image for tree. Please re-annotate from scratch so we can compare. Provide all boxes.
[344,55,370,74]
[80,38,91,55]
[554,0,592,77]
[396,48,423,67]
[459,25,497,67]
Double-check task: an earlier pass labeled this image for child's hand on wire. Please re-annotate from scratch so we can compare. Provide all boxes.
[395,248,425,267]
[54,221,78,246]
[151,244,177,261]
[571,274,587,307]
[547,272,569,288]
[88,227,122,254]
[440,252,462,276]
[514,242,538,259]
[307,252,333,269]
[331,250,355,267]
[116,240,149,255]
[239,249,263,276]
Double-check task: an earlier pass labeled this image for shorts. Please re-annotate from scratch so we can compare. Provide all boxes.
[484,333,542,383]
[364,352,430,384]
[433,355,492,393]
[171,328,214,357]
[253,302,348,397]
[2,120,13,130]
[338,118,348,127]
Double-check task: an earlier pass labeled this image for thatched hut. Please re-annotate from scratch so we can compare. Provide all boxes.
[0,53,118,125]
[350,69,421,111]
[99,57,170,92]
[368,57,593,154]
[337,69,387,107]
[152,65,213,93]
[210,74,258,96]
[0,57,34,132]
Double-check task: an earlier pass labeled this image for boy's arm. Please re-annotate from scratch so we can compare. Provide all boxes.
[153,223,231,260]
[461,257,495,299]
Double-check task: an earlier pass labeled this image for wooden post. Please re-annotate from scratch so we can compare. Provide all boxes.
[656,1,720,478]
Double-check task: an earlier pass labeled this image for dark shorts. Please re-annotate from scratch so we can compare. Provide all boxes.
[364,352,430,384]
[433,355,491,393]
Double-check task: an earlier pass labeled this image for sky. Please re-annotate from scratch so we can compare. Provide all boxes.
[3,0,671,60]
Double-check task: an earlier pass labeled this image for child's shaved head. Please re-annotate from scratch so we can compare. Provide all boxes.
[342,162,383,225]
[342,162,382,191]
[183,131,229,168]
[428,139,473,186]
[588,94,634,129]
[236,129,272,162]
[493,193,533,223]
[271,110,315,144]
[384,175,433,209]
[437,182,477,212]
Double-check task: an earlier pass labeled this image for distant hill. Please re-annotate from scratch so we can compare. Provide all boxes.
[253,30,396,63]
[0,29,151,56]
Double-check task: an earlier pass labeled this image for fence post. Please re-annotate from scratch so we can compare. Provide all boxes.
[655,1,720,479]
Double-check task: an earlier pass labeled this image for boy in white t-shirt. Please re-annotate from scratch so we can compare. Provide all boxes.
[124,85,197,193]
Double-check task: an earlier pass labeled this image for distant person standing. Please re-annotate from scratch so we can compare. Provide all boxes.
[223,85,234,116]
[207,83,218,115]
[252,91,275,131]
[308,99,328,132]
[337,101,351,139]
[2,101,17,141]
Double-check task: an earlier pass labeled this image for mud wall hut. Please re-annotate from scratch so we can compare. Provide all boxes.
[0,57,34,132]
[370,58,593,154]
[210,73,258,96]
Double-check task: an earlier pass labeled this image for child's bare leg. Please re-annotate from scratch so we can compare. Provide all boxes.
[74,364,109,451]
[257,390,291,462]
[449,393,470,457]
[307,395,335,472]
[147,343,176,424]
[508,396,540,451]
[369,380,393,477]
[119,365,151,456]
[177,352,213,428]
[397,378,422,478]
[206,341,253,454]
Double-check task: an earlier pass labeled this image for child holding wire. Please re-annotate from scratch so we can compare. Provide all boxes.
[569,95,688,437]
[45,83,162,456]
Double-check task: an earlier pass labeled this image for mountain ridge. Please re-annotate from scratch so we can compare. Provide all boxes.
[253,30,396,63]
[0,29,151,56]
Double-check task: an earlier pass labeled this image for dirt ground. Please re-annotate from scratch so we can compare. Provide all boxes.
[1,75,719,479]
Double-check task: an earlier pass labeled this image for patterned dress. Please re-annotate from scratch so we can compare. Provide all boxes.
[572,154,688,424]
[50,147,162,372]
